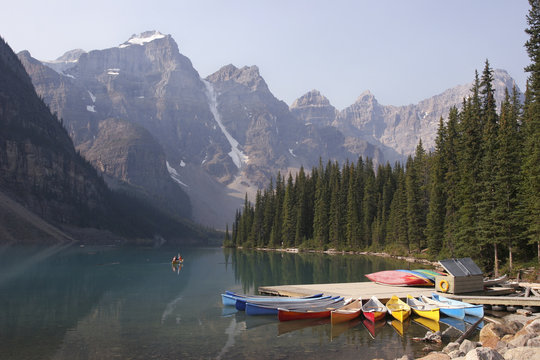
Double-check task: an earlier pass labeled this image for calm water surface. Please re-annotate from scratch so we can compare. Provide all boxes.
[0,245,466,359]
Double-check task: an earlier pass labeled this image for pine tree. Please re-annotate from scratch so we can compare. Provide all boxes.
[444,107,461,257]
[523,0,540,262]
[477,60,500,273]
[426,117,447,254]
[494,87,523,272]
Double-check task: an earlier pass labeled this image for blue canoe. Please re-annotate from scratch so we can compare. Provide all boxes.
[245,296,340,316]
[222,292,323,310]
[236,293,326,311]
[432,293,484,318]
[419,295,465,319]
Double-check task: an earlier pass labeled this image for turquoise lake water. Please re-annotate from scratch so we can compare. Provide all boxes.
[0,245,469,359]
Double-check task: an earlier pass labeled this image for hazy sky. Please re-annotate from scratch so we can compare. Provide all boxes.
[0,0,531,109]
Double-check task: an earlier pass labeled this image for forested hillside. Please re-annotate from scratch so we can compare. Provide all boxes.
[229,20,540,275]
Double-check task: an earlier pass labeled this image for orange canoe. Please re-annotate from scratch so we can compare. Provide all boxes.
[331,298,362,324]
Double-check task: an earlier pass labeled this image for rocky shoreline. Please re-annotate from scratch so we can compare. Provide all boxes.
[404,313,540,360]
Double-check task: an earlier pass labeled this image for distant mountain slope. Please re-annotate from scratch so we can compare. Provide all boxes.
[0,36,110,234]
[0,36,211,244]
[292,70,521,161]
[18,31,522,228]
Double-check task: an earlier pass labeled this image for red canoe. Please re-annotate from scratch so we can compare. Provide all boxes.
[365,270,433,286]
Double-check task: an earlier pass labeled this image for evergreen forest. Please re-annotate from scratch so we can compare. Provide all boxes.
[226,1,540,275]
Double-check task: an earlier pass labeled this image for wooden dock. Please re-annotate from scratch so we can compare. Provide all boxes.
[259,282,540,307]
[259,281,435,302]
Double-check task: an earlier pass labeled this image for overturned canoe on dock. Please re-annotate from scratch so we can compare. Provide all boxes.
[365,270,433,286]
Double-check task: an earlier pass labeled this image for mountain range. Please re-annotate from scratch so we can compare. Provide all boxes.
[16,30,520,229]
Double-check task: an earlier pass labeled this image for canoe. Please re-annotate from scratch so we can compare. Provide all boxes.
[413,315,440,332]
[419,295,465,319]
[406,295,440,321]
[432,293,484,318]
[245,296,336,315]
[365,270,433,286]
[221,292,322,309]
[236,293,325,311]
[412,269,446,282]
[362,295,387,322]
[397,270,435,285]
[385,295,411,322]
[277,298,347,321]
[331,298,362,324]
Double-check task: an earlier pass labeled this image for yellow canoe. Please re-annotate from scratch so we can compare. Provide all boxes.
[386,295,411,322]
[406,295,440,322]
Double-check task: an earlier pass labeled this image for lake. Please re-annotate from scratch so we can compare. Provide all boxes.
[0,245,467,359]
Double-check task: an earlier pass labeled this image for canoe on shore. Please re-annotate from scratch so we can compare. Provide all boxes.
[331,298,362,324]
[419,295,465,319]
[386,295,411,322]
[277,298,348,322]
[406,295,440,321]
[432,293,484,318]
[365,270,433,286]
[362,296,387,322]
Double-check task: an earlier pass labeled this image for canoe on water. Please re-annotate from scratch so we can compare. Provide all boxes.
[235,293,325,311]
[221,292,322,308]
[277,298,348,322]
[362,296,387,322]
[432,293,484,318]
[406,295,440,321]
[331,298,362,324]
[245,296,337,316]
[386,295,411,322]
[365,270,433,286]
[419,295,465,319]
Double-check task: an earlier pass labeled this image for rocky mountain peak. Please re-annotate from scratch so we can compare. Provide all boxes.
[355,90,377,104]
[207,64,267,92]
[290,89,332,109]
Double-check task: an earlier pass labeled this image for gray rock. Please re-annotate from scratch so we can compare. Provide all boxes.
[503,346,540,360]
[460,339,477,354]
[464,347,505,360]
[509,333,537,347]
[444,342,461,354]
[505,320,524,334]
[526,336,540,347]
[448,350,466,358]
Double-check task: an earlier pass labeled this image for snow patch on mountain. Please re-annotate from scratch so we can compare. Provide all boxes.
[202,79,248,169]
[166,161,188,187]
[119,31,166,48]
